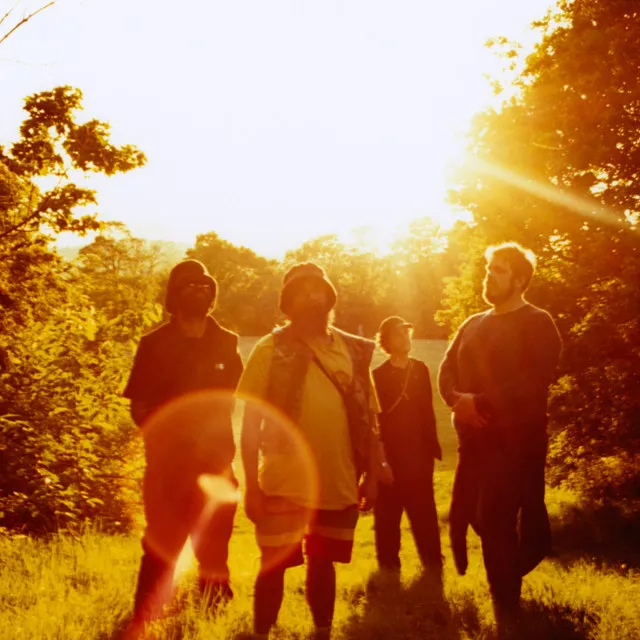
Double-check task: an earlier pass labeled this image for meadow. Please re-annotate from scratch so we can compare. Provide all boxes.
[1,340,638,639]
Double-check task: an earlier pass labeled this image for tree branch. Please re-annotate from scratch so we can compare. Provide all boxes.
[0,1,21,30]
[0,1,55,48]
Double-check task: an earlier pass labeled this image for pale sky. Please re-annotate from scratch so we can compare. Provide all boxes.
[1,0,556,258]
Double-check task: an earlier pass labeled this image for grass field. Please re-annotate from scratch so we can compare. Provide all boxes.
[1,339,639,639]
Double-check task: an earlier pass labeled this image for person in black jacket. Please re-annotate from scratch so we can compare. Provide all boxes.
[372,316,443,575]
[123,259,244,628]
[438,242,561,637]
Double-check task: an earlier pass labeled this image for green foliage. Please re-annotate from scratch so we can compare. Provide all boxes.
[0,86,145,245]
[0,87,149,533]
[1,482,639,639]
[76,224,166,327]
[0,292,142,532]
[187,232,282,335]
[440,0,640,499]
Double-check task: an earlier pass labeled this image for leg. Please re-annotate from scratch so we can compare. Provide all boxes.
[402,461,443,573]
[133,469,194,622]
[518,445,552,577]
[132,539,177,622]
[254,546,302,635]
[478,452,522,623]
[255,563,286,635]
[449,445,480,576]
[305,506,359,635]
[252,505,307,636]
[306,557,336,630]
[192,499,237,606]
[373,481,403,571]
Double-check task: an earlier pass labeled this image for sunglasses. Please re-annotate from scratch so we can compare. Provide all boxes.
[183,282,213,291]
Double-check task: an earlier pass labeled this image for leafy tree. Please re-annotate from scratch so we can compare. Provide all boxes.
[441,0,640,499]
[387,217,454,338]
[0,86,146,330]
[75,224,165,340]
[0,87,147,532]
[187,231,282,335]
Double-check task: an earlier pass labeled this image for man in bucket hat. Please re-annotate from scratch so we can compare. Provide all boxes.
[237,262,384,640]
[123,259,243,630]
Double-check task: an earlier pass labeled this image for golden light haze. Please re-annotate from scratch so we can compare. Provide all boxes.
[1,0,556,257]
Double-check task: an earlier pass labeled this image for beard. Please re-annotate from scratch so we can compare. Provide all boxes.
[483,278,516,306]
[177,293,212,319]
[289,303,331,334]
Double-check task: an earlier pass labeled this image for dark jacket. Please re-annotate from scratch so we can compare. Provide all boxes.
[438,304,561,575]
[123,316,243,472]
[373,358,442,481]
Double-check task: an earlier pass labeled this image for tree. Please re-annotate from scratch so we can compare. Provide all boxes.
[387,217,454,338]
[76,224,165,340]
[0,1,55,48]
[0,86,146,332]
[187,232,282,335]
[441,0,640,499]
[0,87,147,532]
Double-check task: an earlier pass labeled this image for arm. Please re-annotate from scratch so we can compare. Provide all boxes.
[236,338,271,520]
[241,403,263,494]
[227,342,245,413]
[420,364,442,461]
[130,400,154,428]
[437,323,466,408]
[123,336,159,428]
[437,318,487,429]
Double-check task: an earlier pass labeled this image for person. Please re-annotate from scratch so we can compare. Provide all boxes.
[438,242,561,635]
[237,262,384,640]
[372,316,443,576]
[123,259,243,628]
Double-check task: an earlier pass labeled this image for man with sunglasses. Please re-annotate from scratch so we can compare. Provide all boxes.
[372,317,443,576]
[123,259,243,628]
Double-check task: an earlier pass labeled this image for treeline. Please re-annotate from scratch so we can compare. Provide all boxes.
[1,0,639,534]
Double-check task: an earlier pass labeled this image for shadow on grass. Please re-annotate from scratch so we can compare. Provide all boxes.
[550,500,640,571]
[341,570,466,640]
[339,568,600,640]
[512,598,598,640]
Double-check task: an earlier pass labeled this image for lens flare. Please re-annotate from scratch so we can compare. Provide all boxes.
[135,389,319,578]
[465,155,637,233]
[235,392,320,572]
[139,389,239,577]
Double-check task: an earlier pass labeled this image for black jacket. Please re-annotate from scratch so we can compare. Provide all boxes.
[373,358,442,480]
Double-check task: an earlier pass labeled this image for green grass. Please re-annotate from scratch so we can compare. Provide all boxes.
[1,340,639,639]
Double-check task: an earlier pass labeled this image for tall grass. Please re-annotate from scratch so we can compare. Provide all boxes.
[1,340,638,638]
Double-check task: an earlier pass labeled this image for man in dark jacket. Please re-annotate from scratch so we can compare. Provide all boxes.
[438,242,561,637]
[372,316,443,575]
[123,259,243,627]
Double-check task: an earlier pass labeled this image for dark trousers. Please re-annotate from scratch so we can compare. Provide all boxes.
[478,446,551,615]
[133,480,237,621]
[254,555,336,634]
[449,446,481,575]
[373,460,442,571]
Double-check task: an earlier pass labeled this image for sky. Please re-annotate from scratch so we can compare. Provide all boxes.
[1,0,556,258]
